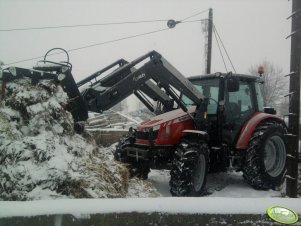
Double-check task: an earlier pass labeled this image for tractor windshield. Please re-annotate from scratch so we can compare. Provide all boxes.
[182,78,220,114]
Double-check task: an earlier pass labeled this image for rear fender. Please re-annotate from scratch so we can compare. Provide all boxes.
[235,112,284,149]
[181,130,209,142]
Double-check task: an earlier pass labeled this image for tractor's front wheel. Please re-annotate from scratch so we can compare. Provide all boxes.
[170,140,209,196]
[242,121,287,190]
[114,135,130,162]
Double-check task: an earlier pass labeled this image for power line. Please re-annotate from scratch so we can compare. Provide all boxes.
[3,27,170,66]
[213,28,228,72]
[3,19,205,66]
[0,19,168,32]
[68,28,170,53]
[181,9,209,22]
[0,9,209,32]
[213,24,237,73]
[182,19,206,23]
[2,7,208,66]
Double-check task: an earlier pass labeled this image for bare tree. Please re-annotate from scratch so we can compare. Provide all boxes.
[249,61,288,115]
[278,98,289,116]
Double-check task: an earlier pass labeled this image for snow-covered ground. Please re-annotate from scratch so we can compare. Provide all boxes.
[148,170,281,198]
[1,197,300,217]
[2,169,300,219]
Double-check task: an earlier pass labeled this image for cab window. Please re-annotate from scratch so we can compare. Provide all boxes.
[255,82,264,112]
[182,78,219,114]
[225,80,254,122]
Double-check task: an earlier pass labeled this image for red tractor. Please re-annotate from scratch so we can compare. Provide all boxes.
[114,53,288,196]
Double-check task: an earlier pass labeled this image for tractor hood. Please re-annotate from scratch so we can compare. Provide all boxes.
[138,106,196,130]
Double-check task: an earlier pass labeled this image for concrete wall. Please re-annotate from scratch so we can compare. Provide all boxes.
[1,212,299,226]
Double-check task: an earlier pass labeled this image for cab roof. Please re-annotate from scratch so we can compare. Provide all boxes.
[189,73,262,82]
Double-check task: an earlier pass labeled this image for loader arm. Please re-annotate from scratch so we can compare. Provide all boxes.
[76,59,128,88]
[77,57,174,113]
[82,51,205,115]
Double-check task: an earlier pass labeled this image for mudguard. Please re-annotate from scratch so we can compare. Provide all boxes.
[235,112,284,149]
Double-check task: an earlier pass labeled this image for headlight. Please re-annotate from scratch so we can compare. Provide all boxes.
[143,125,160,132]
[58,73,66,81]
[61,66,69,73]
[152,125,160,131]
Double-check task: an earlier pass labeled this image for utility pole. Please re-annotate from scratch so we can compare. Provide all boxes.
[206,8,213,74]
[286,0,301,198]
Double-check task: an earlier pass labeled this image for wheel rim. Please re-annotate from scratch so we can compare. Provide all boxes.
[264,136,286,177]
[193,154,206,191]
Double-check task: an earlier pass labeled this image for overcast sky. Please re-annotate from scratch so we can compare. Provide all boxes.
[0,0,292,82]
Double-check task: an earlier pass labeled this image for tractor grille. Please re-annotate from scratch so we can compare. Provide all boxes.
[136,130,159,140]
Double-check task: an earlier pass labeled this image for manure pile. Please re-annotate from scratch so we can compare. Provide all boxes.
[0,79,130,200]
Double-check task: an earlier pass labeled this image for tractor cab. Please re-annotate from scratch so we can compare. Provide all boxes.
[183,73,265,147]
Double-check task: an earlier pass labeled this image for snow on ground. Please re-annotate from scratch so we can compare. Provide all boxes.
[0,169,300,218]
[148,170,282,198]
[148,170,171,197]
[1,197,301,218]
[127,178,160,198]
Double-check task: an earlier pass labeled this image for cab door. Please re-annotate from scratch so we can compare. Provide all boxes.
[223,79,255,145]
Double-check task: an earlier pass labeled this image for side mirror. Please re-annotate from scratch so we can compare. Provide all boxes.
[227,77,239,92]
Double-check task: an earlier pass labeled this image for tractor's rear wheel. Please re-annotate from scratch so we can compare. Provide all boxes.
[170,140,209,196]
[242,121,287,190]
